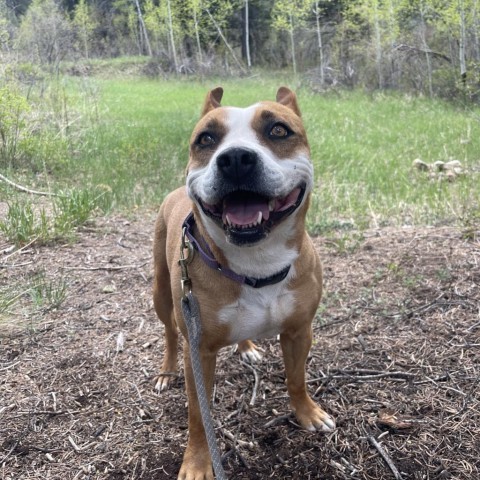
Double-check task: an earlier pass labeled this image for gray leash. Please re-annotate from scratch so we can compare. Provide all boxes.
[179,230,227,480]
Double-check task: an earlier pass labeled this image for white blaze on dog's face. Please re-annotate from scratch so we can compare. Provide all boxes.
[186,87,313,247]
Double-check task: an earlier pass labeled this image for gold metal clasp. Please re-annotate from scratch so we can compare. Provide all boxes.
[179,226,194,298]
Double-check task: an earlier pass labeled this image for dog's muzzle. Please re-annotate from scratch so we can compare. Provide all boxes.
[196,148,306,246]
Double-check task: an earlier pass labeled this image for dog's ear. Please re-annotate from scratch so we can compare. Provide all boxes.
[201,87,224,117]
[276,86,301,117]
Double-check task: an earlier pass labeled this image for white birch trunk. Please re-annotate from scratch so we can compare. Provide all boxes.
[459,0,467,86]
[373,0,383,89]
[289,13,297,76]
[166,0,178,71]
[420,4,433,97]
[134,0,152,56]
[205,8,246,73]
[315,1,325,86]
[193,6,203,64]
[245,0,251,68]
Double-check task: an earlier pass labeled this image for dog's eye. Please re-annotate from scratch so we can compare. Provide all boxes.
[269,124,290,138]
[197,133,215,146]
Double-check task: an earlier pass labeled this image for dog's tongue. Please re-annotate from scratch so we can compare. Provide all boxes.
[222,192,270,226]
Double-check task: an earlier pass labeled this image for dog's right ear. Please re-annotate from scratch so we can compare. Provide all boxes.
[201,87,223,117]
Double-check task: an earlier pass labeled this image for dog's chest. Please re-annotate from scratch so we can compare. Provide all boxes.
[218,284,295,344]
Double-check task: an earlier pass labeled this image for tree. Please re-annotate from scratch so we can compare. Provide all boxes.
[72,0,96,59]
[16,0,73,68]
[271,0,309,75]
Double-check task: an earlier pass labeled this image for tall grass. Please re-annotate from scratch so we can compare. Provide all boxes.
[2,73,479,229]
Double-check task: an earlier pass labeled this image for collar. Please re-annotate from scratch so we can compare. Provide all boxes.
[182,212,291,289]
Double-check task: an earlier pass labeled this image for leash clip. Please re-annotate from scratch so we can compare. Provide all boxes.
[179,226,194,298]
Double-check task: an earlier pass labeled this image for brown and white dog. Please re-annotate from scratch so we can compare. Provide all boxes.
[153,87,335,479]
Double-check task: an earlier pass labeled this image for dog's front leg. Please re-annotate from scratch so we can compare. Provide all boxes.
[280,326,336,433]
[179,343,217,480]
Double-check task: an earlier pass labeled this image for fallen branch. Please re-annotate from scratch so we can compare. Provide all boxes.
[367,435,402,480]
[0,173,58,197]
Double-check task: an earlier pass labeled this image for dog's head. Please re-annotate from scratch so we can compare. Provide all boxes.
[186,87,313,247]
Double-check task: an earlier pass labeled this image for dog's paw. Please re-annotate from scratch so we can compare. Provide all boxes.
[293,398,336,433]
[178,456,214,480]
[154,372,177,392]
[237,339,263,363]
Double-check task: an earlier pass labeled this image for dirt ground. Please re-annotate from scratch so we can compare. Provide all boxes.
[1,211,479,480]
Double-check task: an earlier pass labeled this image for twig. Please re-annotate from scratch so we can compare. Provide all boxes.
[60,261,148,271]
[307,370,415,384]
[264,413,292,428]
[367,435,402,480]
[68,436,82,453]
[241,361,260,406]
[0,361,21,371]
[0,173,59,197]
[1,237,38,263]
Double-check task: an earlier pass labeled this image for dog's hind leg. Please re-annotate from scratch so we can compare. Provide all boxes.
[153,213,178,392]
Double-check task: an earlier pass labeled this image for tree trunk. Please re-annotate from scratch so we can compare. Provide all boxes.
[459,0,467,87]
[473,0,480,61]
[373,0,383,89]
[193,6,203,64]
[289,13,297,76]
[167,0,178,71]
[419,4,433,97]
[205,8,246,73]
[315,1,325,86]
[134,0,152,56]
[245,0,251,68]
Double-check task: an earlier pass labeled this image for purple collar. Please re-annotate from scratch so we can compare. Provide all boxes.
[182,213,291,288]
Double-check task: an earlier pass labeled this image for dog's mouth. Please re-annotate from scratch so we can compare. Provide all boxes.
[198,184,306,246]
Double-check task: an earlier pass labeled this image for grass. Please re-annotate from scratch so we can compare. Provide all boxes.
[1,72,479,232]
[0,270,68,327]
[0,187,111,246]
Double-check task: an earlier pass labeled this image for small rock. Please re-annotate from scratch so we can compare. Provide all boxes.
[434,161,446,171]
[412,159,430,171]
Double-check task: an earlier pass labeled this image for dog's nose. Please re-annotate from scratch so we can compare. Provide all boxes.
[217,148,258,182]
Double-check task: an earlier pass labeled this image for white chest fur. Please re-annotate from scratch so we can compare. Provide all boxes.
[218,280,296,344]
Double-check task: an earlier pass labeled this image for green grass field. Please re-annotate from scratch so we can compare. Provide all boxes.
[1,74,479,241]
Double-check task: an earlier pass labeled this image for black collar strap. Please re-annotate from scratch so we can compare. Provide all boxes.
[182,213,291,289]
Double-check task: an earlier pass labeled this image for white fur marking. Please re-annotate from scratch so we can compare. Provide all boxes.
[219,268,297,344]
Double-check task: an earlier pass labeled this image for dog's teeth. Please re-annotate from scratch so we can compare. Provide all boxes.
[225,214,232,226]
[268,199,275,212]
[257,211,262,225]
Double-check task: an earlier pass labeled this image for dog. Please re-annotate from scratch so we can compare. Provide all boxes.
[153,87,335,479]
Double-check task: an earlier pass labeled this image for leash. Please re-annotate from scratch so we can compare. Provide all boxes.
[179,227,227,480]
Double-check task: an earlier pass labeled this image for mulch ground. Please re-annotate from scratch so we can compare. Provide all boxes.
[1,211,479,480]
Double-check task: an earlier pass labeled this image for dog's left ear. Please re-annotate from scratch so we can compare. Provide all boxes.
[276,86,301,117]
[201,87,224,117]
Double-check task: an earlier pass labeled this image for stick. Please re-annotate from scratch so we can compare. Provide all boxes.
[367,435,402,480]
[0,173,58,197]
[60,261,148,271]
[241,361,260,406]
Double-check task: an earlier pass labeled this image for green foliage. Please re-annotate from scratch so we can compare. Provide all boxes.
[0,271,68,325]
[0,187,111,246]
[28,271,68,312]
[53,187,112,235]
[0,86,30,167]
[0,199,49,245]
[16,0,72,67]
[72,0,97,59]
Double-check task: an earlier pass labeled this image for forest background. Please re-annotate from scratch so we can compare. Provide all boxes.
[1,0,480,97]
